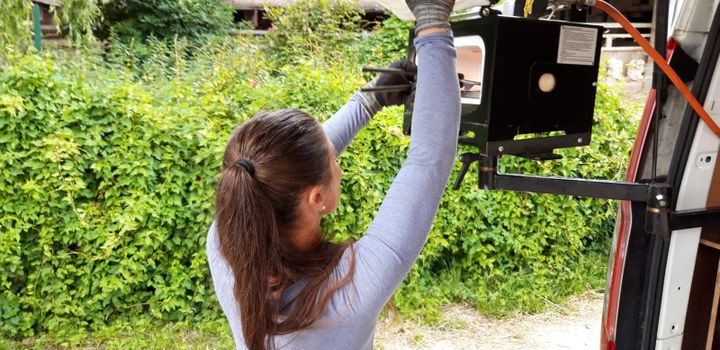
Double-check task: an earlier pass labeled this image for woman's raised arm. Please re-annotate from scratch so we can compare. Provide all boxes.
[322,93,373,157]
[351,30,461,315]
[323,60,416,157]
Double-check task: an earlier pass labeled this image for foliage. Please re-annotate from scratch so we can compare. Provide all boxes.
[0,0,99,53]
[97,0,235,43]
[0,0,32,52]
[58,0,101,46]
[263,0,365,66]
[0,319,234,350]
[0,3,639,345]
[0,52,221,343]
[360,16,413,65]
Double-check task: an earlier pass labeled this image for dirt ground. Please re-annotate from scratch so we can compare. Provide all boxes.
[375,292,604,350]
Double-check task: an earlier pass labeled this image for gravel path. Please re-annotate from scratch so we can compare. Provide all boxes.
[375,292,603,350]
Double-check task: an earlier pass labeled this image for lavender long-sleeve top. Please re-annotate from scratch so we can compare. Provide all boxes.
[207,32,461,350]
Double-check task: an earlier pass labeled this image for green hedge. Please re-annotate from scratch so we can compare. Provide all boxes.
[0,4,638,344]
[96,0,235,43]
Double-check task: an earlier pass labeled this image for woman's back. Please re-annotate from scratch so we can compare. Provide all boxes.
[209,225,378,349]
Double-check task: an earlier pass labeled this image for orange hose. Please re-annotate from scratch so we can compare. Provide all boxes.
[594,0,720,138]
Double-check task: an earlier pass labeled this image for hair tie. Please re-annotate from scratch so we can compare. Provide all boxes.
[234,159,256,177]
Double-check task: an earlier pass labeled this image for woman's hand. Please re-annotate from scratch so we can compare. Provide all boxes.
[358,59,417,116]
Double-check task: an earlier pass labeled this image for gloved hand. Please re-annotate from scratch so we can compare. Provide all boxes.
[406,0,456,34]
[358,59,417,117]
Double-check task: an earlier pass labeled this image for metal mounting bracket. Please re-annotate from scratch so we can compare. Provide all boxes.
[454,153,673,235]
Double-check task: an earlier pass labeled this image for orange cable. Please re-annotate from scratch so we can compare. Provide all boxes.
[594,0,720,138]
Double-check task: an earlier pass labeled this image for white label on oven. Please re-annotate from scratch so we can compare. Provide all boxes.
[557,25,598,66]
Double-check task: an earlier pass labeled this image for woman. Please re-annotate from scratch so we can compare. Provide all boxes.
[207,1,460,349]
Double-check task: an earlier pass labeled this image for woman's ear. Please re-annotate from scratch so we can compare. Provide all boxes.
[305,185,326,212]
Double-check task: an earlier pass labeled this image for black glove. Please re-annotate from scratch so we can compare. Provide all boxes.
[358,59,417,117]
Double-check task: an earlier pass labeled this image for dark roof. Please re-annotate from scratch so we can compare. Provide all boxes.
[33,0,63,5]
[224,0,384,11]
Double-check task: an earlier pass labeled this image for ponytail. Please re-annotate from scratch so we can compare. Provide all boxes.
[215,109,355,350]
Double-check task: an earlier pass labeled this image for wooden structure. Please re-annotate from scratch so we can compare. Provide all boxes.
[683,227,720,350]
[683,175,720,350]
[32,0,64,44]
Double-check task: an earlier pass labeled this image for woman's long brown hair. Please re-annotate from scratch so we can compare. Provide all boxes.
[215,109,354,350]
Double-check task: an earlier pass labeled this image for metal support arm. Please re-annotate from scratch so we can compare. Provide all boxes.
[455,153,659,201]
[454,153,672,236]
[453,152,720,235]
[493,173,653,201]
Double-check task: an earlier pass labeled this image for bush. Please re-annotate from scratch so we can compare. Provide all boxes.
[0,52,223,343]
[0,1,32,51]
[0,3,639,344]
[264,0,365,67]
[96,0,235,43]
[0,0,99,52]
